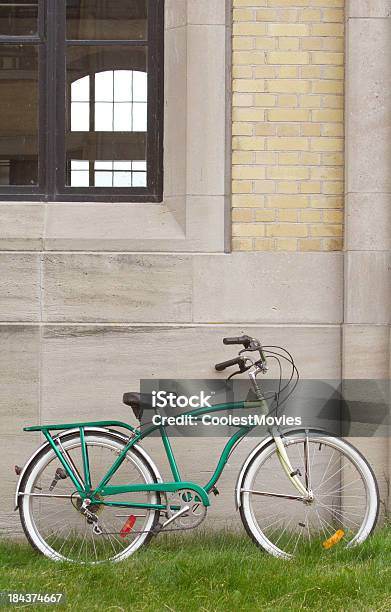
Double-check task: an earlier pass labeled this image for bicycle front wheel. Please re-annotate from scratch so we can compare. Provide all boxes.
[239,432,379,559]
[19,432,161,563]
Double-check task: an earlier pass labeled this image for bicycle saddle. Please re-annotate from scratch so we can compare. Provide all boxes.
[122,392,152,421]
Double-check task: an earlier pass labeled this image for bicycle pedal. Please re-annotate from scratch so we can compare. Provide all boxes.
[211,486,220,496]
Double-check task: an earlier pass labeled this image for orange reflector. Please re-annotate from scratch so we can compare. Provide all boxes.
[322,529,345,550]
[120,515,136,538]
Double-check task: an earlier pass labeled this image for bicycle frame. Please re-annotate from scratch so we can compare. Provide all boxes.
[24,397,309,511]
[24,400,267,511]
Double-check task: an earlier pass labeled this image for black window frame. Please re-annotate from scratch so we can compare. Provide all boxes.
[0,0,164,203]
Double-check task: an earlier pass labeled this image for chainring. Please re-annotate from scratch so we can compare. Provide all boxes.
[166,489,207,529]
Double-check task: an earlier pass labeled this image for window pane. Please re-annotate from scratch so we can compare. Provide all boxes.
[0,1,38,36]
[0,45,38,186]
[66,46,147,188]
[66,0,147,41]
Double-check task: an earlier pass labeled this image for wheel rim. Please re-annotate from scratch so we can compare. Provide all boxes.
[21,435,159,563]
[241,435,378,559]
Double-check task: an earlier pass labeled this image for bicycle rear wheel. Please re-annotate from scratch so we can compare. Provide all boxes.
[239,432,379,559]
[19,432,160,563]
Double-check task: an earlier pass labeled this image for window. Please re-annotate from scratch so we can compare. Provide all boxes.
[0,1,164,202]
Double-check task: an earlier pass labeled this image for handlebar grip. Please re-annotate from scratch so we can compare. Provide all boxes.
[223,335,252,348]
[215,356,244,372]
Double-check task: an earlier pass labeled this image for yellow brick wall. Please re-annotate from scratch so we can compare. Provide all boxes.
[232,0,344,252]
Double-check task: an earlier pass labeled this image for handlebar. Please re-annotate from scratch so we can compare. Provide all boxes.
[215,356,245,372]
[223,335,252,348]
[215,335,268,373]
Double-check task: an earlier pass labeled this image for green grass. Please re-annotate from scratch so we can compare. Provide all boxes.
[1,528,391,611]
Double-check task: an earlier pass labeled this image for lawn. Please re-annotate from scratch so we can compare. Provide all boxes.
[0,528,390,611]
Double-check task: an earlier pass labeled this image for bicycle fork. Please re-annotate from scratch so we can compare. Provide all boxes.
[273,431,313,501]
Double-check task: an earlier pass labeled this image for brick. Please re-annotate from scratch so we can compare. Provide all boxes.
[279,210,298,222]
[277,66,298,78]
[300,209,322,222]
[267,79,310,94]
[267,195,308,208]
[311,52,344,66]
[311,23,344,37]
[312,109,343,123]
[310,138,343,152]
[267,166,309,180]
[276,182,301,194]
[310,224,343,237]
[276,124,300,137]
[232,238,253,251]
[233,23,267,36]
[323,38,344,52]
[255,9,277,22]
[253,93,277,106]
[298,239,323,251]
[322,152,343,166]
[323,66,344,80]
[324,210,344,223]
[232,180,253,194]
[232,151,254,165]
[232,208,254,222]
[256,38,277,51]
[232,93,253,107]
[300,95,321,108]
[276,238,298,251]
[279,152,301,165]
[255,209,276,222]
[232,122,253,136]
[301,9,322,21]
[267,51,309,65]
[233,38,255,51]
[253,66,276,78]
[232,137,265,151]
[321,182,344,195]
[232,224,266,237]
[322,94,343,109]
[323,238,343,250]
[233,51,265,65]
[301,123,321,136]
[267,137,309,151]
[312,80,343,94]
[301,152,321,165]
[301,37,323,51]
[232,166,266,180]
[268,23,309,36]
[255,151,278,164]
[322,8,344,22]
[301,66,321,79]
[233,79,265,93]
[268,108,310,122]
[253,180,276,194]
[278,94,299,107]
[311,166,343,181]
[255,123,276,136]
[234,0,267,5]
[233,66,253,79]
[300,181,321,193]
[233,8,254,21]
[322,123,344,137]
[311,196,343,209]
[254,238,274,251]
[278,38,300,52]
[232,195,265,208]
[266,224,308,238]
[233,108,265,122]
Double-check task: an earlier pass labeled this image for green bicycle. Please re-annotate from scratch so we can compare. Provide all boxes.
[15,335,379,562]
